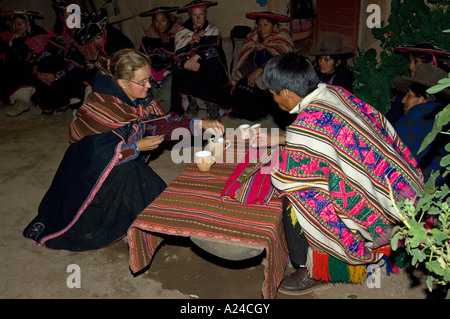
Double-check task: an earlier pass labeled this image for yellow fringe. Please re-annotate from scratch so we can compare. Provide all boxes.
[289,207,298,228]
[348,264,367,284]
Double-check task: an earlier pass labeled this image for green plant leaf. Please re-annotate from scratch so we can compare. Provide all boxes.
[440,154,450,168]
[426,260,445,276]
[426,75,450,94]
[444,269,450,282]
[411,248,427,265]
[418,104,450,153]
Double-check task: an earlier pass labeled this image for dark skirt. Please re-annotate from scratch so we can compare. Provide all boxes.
[44,160,167,251]
[172,58,229,109]
[32,55,86,112]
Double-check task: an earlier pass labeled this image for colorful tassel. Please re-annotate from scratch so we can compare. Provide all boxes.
[348,264,367,284]
[374,245,391,257]
[328,256,349,283]
[311,250,331,281]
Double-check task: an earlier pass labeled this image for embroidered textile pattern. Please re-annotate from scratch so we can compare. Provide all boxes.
[272,86,424,265]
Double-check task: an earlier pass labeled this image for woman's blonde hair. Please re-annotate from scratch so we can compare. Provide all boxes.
[97,48,151,81]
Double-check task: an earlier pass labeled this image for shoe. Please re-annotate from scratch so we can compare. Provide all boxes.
[186,98,199,118]
[5,100,30,117]
[278,268,331,296]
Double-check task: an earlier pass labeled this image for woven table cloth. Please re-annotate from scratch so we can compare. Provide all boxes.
[127,142,288,299]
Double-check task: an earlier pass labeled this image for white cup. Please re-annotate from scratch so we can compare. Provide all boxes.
[251,123,261,134]
[207,137,231,157]
[194,150,216,171]
[238,124,251,139]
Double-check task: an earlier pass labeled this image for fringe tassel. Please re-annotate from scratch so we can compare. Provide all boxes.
[306,247,402,284]
[329,257,349,283]
[348,264,367,284]
[289,207,297,227]
[309,250,331,281]
[374,245,391,257]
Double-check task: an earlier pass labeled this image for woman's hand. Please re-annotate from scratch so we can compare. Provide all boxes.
[201,119,225,137]
[135,135,165,152]
[184,54,201,71]
[247,67,263,87]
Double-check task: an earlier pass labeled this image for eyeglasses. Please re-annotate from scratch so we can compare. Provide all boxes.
[128,77,152,87]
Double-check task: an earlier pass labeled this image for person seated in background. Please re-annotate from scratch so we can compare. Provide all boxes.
[229,11,294,125]
[31,0,88,114]
[309,35,355,92]
[172,0,230,121]
[391,63,450,187]
[139,6,182,113]
[23,48,224,252]
[0,10,49,117]
[251,52,424,296]
[74,8,134,87]
[385,42,450,124]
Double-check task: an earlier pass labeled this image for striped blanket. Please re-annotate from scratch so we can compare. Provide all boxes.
[128,161,288,299]
[271,84,424,266]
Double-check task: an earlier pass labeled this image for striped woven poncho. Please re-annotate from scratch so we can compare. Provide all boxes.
[232,25,294,86]
[69,92,164,144]
[271,84,424,267]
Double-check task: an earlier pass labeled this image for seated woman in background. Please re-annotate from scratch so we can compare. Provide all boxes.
[309,35,355,92]
[385,42,450,124]
[230,11,294,125]
[139,6,182,113]
[172,0,230,121]
[391,63,450,187]
[23,48,224,252]
[31,1,87,114]
[0,10,49,117]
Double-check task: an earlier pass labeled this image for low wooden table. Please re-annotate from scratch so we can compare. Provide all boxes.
[127,140,288,299]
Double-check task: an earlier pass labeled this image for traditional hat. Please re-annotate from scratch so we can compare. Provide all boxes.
[395,42,450,58]
[51,0,72,10]
[177,0,217,12]
[73,8,108,46]
[139,6,179,17]
[393,63,450,96]
[0,9,43,20]
[309,35,354,56]
[245,11,291,23]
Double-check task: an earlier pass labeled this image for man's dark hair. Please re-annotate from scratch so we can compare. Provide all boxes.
[261,52,319,97]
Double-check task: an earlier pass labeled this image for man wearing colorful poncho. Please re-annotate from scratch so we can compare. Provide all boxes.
[251,52,424,295]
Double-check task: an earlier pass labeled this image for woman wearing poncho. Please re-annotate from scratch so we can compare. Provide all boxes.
[0,10,49,117]
[23,49,224,252]
[171,1,229,120]
[31,1,87,114]
[252,52,424,295]
[139,6,182,113]
[230,11,294,125]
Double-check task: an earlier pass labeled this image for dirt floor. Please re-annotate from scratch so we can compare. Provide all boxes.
[0,103,441,303]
